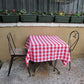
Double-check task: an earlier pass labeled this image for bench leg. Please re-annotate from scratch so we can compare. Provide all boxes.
[27,67,31,77]
[52,64,60,74]
[53,60,57,72]
[32,64,41,76]
[48,61,60,74]
[8,56,14,76]
[69,62,71,71]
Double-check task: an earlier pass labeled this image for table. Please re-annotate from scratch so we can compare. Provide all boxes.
[25,35,71,68]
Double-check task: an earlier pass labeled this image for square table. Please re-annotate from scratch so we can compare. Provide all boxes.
[25,35,71,68]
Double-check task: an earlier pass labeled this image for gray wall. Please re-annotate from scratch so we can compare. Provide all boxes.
[0,0,84,14]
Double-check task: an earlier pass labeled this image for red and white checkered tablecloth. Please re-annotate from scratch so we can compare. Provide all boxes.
[25,35,71,67]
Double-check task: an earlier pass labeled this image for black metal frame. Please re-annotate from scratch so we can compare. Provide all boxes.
[7,32,31,76]
[53,30,79,71]
[68,30,79,70]
[68,30,79,52]
[7,32,16,55]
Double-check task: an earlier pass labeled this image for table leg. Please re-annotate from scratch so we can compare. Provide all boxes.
[68,62,71,71]
[52,64,60,74]
[32,64,41,76]
[32,62,46,76]
[32,61,60,76]
[27,67,31,77]
[48,61,60,74]
[53,60,57,72]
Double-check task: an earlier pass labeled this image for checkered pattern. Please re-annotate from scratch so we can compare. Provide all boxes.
[25,35,71,67]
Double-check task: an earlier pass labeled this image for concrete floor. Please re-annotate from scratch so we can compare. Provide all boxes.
[0,57,84,84]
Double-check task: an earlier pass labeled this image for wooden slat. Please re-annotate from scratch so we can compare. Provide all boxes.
[33,0,36,11]
[43,0,47,12]
[11,0,13,9]
[64,0,66,12]
[49,0,51,11]
[0,0,2,10]
[22,0,25,9]
[69,0,71,14]
[59,0,61,13]
[17,0,18,9]
[39,0,40,10]
[78,0,81,14]
[5,0,7,9]
[28,0,30,14]
[11,48,27,56]
[54,0,56,12]
[82,0,84,13]
[73,0,75,13]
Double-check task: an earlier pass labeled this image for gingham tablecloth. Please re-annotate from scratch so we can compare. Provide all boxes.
[25,35,71,67]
